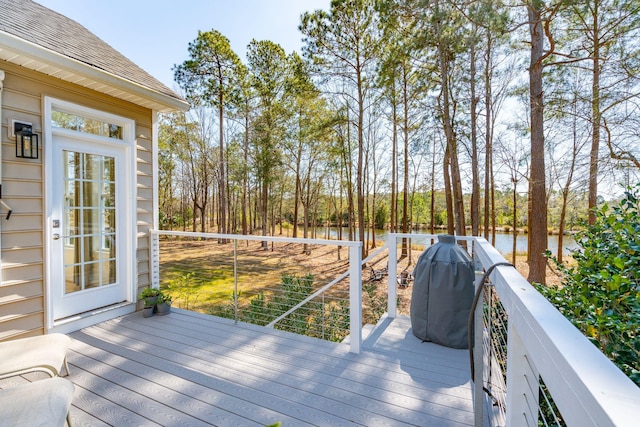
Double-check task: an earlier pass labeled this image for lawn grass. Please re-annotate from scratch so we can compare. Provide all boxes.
[158,238,354,312]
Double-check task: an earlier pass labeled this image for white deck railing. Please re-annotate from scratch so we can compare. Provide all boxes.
[149,230,363,353]
[385,233,640,427]
[149,230,640,426]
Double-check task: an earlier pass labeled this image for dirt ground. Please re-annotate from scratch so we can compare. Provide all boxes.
[512,255,566,287]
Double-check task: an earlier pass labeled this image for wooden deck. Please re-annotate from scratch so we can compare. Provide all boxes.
[61,309,474,426]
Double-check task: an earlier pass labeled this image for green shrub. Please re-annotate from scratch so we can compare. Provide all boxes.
[539,185,640,387]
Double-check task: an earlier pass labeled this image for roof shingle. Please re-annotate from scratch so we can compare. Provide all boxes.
[0,0,183,104]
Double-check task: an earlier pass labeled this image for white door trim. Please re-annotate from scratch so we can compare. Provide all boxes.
[44,97,137,331]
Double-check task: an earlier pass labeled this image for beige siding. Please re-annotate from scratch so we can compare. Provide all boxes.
[0,62,156,340]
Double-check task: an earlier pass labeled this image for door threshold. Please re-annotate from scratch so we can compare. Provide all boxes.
[50,302,136,334]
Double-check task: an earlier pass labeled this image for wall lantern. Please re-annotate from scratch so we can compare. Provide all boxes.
[14,121,39,159]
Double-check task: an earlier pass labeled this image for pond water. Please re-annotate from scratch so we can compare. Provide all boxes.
[312,227,579,256]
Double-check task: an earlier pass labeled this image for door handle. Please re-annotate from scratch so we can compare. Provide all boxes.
[52,233,60,240]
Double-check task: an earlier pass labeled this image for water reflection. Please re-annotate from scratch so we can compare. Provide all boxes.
[314,227,579,256]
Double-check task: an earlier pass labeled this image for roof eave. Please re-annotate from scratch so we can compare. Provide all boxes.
[0,31,189,113]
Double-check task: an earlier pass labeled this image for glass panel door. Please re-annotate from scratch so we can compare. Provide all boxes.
[50,137,128,320]
[63,151,117,294]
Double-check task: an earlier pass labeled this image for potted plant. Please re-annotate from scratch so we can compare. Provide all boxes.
[142,299,155,318]
[156,291,172,315]
[139,287,160,314]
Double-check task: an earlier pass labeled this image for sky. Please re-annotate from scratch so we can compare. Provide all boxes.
[34,0,330,91]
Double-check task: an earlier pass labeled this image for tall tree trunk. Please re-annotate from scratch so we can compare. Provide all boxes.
[558,89,580,264]
[444,143,454,235]
[200,198,206,233]
[248,185,253,235]
[370,126,378,250]
[303,166,312,253]
[491,158,496,245]
[364,137,372,249]
[527,3,548,285]
[512,178,517,265]
[436,12,465,237]
[293,114,303,238]
[168,181,174,231]
[261,178,268,250]
[338,166,344,261]
[558,192,568,264]
[356,65,367,258]
[192,199,198,233]
[218,89,227,237]
[270,192,276,245]
[279,183,284,236]
[450,145,466,237]
[344,109,355,242]
[588,2,601,226]
[391,85,397,234]
[242,109,249,235]
[484,35,494,242]
[430,140,436,236]
[402,62,410,256]
[470,31,480,237]
[181,172,186,232]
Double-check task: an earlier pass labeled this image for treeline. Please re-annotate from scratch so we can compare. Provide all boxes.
[159,0,640,284]
[160,183,587,235]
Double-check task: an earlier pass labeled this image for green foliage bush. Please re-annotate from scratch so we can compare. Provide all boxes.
[539,185,640,387]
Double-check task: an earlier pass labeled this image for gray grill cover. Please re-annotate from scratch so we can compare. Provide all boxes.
[410,235,474,348]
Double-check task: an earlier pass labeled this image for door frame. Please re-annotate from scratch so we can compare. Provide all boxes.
[44,97,137,331]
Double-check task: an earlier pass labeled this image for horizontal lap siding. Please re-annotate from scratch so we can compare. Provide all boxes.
[135,127,154,300]
[0,62,155,340]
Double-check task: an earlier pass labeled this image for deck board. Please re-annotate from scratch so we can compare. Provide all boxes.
[63,309,474,426]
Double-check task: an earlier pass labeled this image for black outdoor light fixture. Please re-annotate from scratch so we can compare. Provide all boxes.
[14,121,39,159]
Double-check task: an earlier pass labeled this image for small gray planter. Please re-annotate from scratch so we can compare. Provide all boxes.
[156,302,171,315]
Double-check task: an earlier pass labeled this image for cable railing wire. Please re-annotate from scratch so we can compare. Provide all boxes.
[156,235,355,343]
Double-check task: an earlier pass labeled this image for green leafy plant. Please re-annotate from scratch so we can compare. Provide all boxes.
[539,185,640,387]
[157,291,172,306]
[139,287,160,309]
[138,287,160,299]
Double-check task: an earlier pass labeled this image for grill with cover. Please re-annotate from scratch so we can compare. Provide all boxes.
[410,234,475,349]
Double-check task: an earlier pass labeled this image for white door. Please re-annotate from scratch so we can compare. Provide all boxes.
[49,136,128,319]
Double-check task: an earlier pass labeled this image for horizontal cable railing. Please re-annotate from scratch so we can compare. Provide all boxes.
[481,284,508,426]
[471,236,640,427]
[150,230,363,353]
[266,242,393,330]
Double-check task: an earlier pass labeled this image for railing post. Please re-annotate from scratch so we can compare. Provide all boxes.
[506,317,539,426]
[387,234,397,318]
[473,268,485,427]
[149,231,159,290]
[233,238,238,325]
[349,244,362,353]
